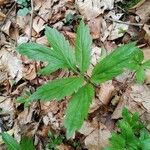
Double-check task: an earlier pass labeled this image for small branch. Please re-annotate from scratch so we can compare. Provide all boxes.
[29,0,34,41]
[105,17,144,27]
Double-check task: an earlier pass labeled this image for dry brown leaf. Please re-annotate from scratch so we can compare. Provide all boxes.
[97,81,115,105]
[87,45,101,76]
[79,120,111,150]
[16,15,30,29]
[136,0,150,23]
[36,36,49,46]
[130,84,150,112]
[112,84,150,119]
[0,48,23,82]
[33,0,52,34]
[76,0,114,20]
[0,96,14,113]
[23,64,37,80]
[57,144,72,150]
[88,17,102,39]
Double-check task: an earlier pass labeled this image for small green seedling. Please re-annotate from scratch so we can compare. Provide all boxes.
[16,20,150,138]
[104,108,150,150]
[45,131,64,150]
[1,132,35,150]
[17,0,31,16]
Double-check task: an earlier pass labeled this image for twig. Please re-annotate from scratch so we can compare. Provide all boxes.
[29,0,34,41]
[105,17,144,27]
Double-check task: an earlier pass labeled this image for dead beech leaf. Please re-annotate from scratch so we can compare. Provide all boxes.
[17,15,30,29]
[0,49,23,82]
[79,120,111,150]
[98,81,115,105]
[36,36,49,46]
[87,45,101,76]
[23,64,36,80]
[88,17,102,39]
[76,0,114,20]
[136,0,150,23]
[0,96,14,113]
[33,0,52,33]
[130,84,150,113]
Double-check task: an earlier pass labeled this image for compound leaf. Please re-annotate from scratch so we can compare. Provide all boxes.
[143,60,150,69]
[2,132,21,150]
[20,136,35,150]
[38,63,64,75]
[45,26,76,71]
[91,42,141,84]
[28,76,84,102]
[75,20,92,73]
[17,43,66,74]
[136,68,145,83]
[64,84,94,138]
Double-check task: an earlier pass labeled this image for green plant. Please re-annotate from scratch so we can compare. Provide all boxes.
[17,0,31,16]
[119,0,141,10]
[45,131,64,150]
[16,20,150,138]
[1,132,35,150]
[104,108,150,150]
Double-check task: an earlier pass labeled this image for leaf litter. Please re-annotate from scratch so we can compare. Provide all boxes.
[0,0,150,149]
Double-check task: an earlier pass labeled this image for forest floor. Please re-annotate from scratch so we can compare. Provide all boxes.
[0,0,150,149]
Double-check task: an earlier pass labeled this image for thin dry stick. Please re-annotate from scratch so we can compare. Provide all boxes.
[106,17,144,27]
[29,0,34,41]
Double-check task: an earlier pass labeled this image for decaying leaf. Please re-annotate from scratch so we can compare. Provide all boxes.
[79,120,111,150]
[33,0,52,33]
[75,0,114,20]
[136,0,150,23]
[130,84,150,113]
[0,47,23,82]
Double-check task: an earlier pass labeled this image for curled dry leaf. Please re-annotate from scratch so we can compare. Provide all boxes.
[23,64,37,80]
[98,81,115,105]
[88,17,102,39]
[75,0,114,20]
